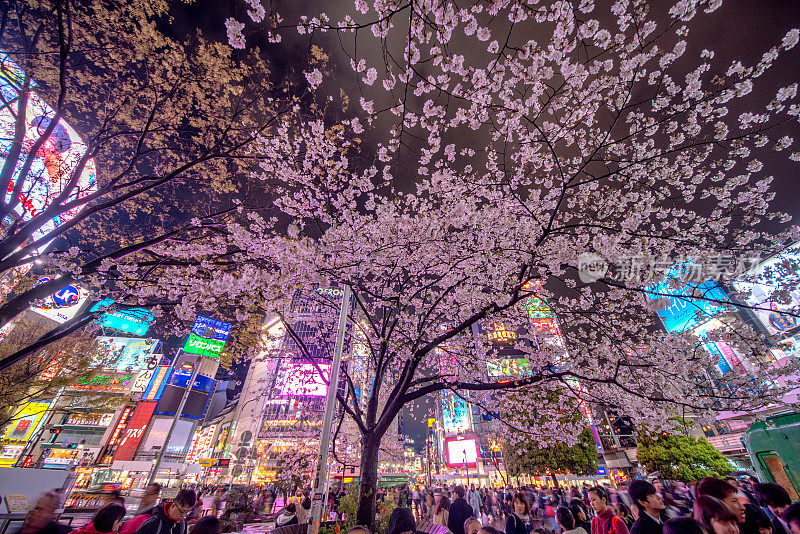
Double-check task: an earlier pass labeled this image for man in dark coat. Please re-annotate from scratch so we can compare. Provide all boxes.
[629,480,666,534]
[135,489,196,534]
[447,486,474,534]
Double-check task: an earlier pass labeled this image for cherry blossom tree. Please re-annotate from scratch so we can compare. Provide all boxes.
[204,0,800,525]
[204,0,800,526]
[0,0,294,369]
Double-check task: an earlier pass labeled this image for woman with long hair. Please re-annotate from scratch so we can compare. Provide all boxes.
[434,495,451,527]
[694,496,739,534]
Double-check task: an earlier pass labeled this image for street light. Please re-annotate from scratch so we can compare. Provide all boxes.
[147,355,201,486]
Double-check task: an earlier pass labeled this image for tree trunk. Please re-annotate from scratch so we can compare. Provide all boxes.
[550,473,559,489]
[356,433,380,530]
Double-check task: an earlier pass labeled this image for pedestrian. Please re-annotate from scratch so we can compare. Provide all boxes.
[386,507,416,534]
[412,487,422,519]
[468,485,482,522]
[747,506,775,534]
[662,517,708,534]
[106,491,125,506]
[210,489,223,517]
[696,478,755,534]
[570,501,591,533]
[628,480,666,534]
[616,503,634,529]
[276,504,299,527]
[295,494,310,525]
[15,492,72,534]
[464,518,481,534]
[134,489,197,534]
[449,486,475,534]
[694,495,740,534]
[754,483,793,534]
[74,504,127,534]
[433,496,450,527]
[783,502,800,534]
[588,486,629,534]
[424,492,436,522]
[137,484,162,516]
[506,492,532,534]
[188,517,220,534]
[557,507,588,534]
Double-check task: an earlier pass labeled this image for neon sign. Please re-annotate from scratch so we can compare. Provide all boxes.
[279,363,331,397]
[486,322,516,343]
[183,315,232,359]
[70,374,133,392]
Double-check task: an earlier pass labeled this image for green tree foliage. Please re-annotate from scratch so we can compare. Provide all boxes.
[500,388,598,483]
[636,431,733,482]
[503,427,598,480]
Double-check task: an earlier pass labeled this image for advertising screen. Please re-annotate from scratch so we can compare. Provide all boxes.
[3,402,49,442]
[113,401,157,462]
[69,373,133,392]
[29,278,90,324]
[647,277,730,333]
[154,373,215,420]
[142,365,171,401]
[444,436,479,468]
[486,358,533,377]
[95,336,158,371]
[183,316,232,359]
[279,363,331,397]
[442,392,471,433]
[93,300,155,336]
[733,244,800,336]
[0,53,97,255]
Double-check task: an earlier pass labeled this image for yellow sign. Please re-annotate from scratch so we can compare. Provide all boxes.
[427,418,435,428]
[487,323,516,343]
[198,458,216,468]
[3,402,49,442]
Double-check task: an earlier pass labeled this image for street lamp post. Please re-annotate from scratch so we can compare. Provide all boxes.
[147,355,201,486]
[308,286,351,534]
[464,450,469,487]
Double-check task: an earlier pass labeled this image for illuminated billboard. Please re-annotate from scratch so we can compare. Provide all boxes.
[154,372,215,420]
[92,299,155,336]
[279,363,331,397]
[486,358,533,377]
[526,297,562,336]
[647,270,730,333]
[444,436,479,468]
[69,373,133,392]
[733,244,800,336]
[95,336,158,371]
[183,315,232,359]
[0,53,97,253]
[442,392,471,433]
[3,402,49,442]
[29,277,90,324]
[142,365,171,401]
[703,340,748,376]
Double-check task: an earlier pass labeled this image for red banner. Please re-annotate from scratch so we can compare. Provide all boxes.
[113,401,157,462]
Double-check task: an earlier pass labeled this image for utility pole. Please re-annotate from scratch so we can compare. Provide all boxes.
[147,353,201,486]
[308,286,351,534]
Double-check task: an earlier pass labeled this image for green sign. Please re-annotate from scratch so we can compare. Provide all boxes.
[183,333,225,359]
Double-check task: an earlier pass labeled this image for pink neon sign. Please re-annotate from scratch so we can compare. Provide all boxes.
[279,363,331,397]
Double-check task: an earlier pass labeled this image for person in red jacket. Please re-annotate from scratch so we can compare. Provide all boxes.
[588,487,629,534]
[74,504,127,534]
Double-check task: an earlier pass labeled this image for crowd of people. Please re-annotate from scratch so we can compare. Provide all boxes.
[14,486,219,534]
[11,476,800,534]
[372,477,800,534]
